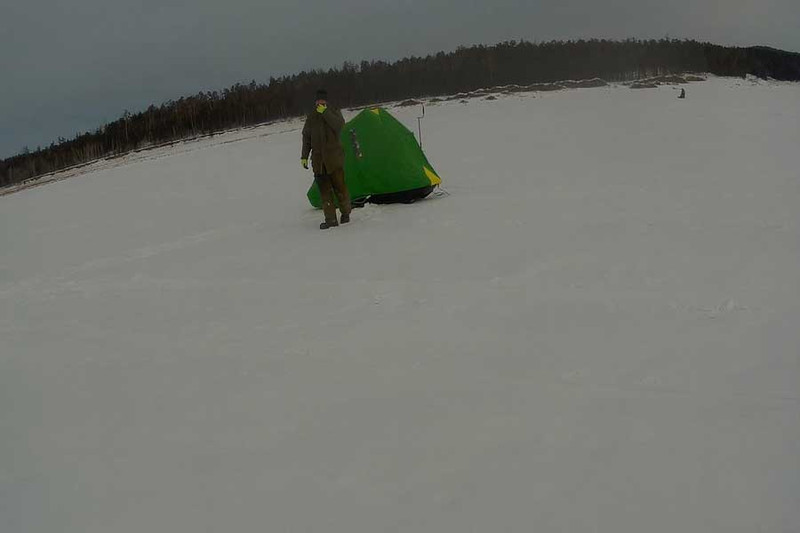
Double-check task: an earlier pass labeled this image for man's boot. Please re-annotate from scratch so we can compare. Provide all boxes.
[320,221,338,230]
[340,213,350,224]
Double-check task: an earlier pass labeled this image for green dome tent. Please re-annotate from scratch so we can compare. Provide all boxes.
[307,107,442,207]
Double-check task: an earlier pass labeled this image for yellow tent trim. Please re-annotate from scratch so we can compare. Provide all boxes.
[370,108,381,115]
[424,166,442,186]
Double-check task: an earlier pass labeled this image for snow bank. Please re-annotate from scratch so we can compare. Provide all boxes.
[1,76,799,533]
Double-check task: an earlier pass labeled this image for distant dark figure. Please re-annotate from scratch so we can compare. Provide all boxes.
[678,88,686,99]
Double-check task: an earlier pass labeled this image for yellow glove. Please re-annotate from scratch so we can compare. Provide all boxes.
[301,158,309,169]
[316,103,327,114]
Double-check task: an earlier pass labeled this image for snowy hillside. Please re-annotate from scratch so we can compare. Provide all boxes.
[1,76,799,532]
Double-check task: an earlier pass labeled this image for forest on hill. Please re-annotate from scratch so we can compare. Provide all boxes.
[3,39,799,188]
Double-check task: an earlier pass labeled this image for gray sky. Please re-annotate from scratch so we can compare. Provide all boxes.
[2,0,798,159]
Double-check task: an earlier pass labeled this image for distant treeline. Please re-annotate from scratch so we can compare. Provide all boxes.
[3,39,799,188]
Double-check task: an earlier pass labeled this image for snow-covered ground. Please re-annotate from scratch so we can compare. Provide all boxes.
[1,76,799,532]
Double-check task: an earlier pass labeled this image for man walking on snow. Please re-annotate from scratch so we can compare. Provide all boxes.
[301,89,352,229]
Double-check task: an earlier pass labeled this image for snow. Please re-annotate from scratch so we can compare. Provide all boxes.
[1,76,799,532]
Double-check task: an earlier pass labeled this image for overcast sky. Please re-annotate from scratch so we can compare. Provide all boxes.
[2,0,798,159]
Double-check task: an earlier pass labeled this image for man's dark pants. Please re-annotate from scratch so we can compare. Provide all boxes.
[316,168,351,224]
